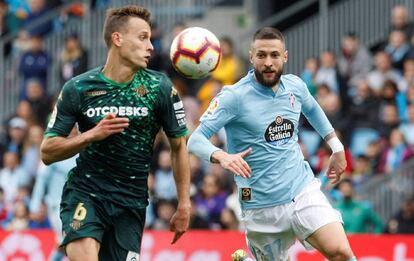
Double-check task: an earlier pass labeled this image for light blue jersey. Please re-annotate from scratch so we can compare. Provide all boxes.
[188,70,334,210]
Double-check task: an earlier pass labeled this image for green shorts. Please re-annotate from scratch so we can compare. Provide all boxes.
[60,186,146,261]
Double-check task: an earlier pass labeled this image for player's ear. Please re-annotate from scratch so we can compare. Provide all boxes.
[112,32,123,47]
[284,50,288,63]
[249,49,253,64]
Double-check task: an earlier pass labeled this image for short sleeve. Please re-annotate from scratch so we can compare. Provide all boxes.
[45,80,80,137]
[199,86,238,134]
[156,76,188,138]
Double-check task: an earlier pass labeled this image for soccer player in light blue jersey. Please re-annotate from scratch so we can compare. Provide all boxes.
[188,27,357,261]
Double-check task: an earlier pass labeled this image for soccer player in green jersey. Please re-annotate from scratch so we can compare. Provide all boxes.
[40,5,191,261]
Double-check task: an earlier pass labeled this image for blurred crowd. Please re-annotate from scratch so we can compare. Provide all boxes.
[0,1,413,240]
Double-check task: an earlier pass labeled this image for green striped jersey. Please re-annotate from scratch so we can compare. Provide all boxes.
[45,67,188,208]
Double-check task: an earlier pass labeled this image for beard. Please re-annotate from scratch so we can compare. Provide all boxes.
[254,66,283,88]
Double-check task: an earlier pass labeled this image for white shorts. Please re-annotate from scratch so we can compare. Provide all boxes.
[240,178,342,261]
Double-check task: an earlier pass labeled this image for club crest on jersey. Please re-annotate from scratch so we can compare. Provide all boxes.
[135,85,147,97]
[264,116,294,146]
[289,92,295,109]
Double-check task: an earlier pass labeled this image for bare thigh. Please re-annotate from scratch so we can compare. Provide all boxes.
[306,222,354,261]
[66,237,100,261]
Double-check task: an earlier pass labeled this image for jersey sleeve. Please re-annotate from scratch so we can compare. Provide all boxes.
[299,78,334,138]
[156,75,188,138]
[45,80,81,137]
[199,86,238,135]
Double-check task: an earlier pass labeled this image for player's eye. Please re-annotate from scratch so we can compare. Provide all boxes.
[139,35,148,40]
[257,53,265,58]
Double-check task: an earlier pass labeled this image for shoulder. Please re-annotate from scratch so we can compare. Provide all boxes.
[142,68,171,86]
[141,69,174,94]
[281,74,306,88]
[222,74,252,97]
[281,74,308,94]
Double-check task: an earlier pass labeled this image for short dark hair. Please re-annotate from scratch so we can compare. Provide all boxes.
[252,27,285,43]
[103,5,151,48]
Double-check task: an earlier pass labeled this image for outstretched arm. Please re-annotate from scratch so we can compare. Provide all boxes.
[41,114,129,165]
[300,80,346,184]
[324,132,346,184]
[168,135,191,244]
[188,126,252,178]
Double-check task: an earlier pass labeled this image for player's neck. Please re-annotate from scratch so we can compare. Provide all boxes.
[102,53,136,84]
[272,83,279,93]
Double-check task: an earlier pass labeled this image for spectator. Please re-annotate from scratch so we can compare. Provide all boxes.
[18,34,50,99]
[315,50,341,94]
[378,103,400,139]
[334,179,383,233]
[194,174,227,228]
[384,30,411,72]
[300,57,319,96]
[337,32,373,91]
[28,201,51,228]
[211,36,243,85]
[189,153,205,190]
[399,103,414,146]
[4,200,29,231]
[59,33,88,86]
[23,0,53,37]
[0,188,7,223]
[385,195,414,234]
[188,197,209,229]
[153,149,177,200]
[347,79,380,130]
[378,128,414,173]
[0,152,31,209]
[315,83,345,131]
[24,78,51,127]
[220,208,239,230]
[6,0,31,33]
[11,29,31,57]
[389,5,414,41]
[5,117,27,159]
[21,124,43,177]
[12,100,35,128]
[197,78,223,114]
[152,199,176,230]
[349,154,372,192]
[398,58,414,93]
[0,1,13,55]
[366,51,402,96]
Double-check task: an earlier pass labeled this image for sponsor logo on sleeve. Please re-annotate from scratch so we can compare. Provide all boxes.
[83,90,107,97]
[203,98,219,118]
[173,101,186,127]
[264,116,294,146]
[171,86,178,97]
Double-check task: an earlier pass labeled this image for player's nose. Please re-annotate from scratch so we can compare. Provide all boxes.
[264,57,273,67]
[147,40,154,52]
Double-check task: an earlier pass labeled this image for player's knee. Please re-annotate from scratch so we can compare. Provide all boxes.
[66,238,100,261]
[325,245,354,261]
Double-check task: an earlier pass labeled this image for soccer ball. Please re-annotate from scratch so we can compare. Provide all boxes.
[231,249,253,261]
[170,27,221,79]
